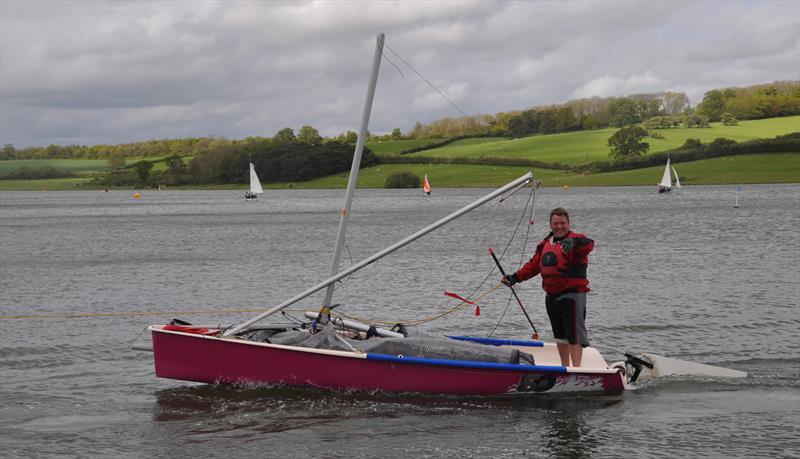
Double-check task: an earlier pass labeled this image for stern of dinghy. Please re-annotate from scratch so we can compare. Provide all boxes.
[611,352,747,386]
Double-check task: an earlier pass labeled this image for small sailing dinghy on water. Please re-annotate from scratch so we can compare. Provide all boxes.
[423,174,432,195]
[244,162,263,201]
[136,33,745,395]
[672,165,682,190]
[658,158,681,193]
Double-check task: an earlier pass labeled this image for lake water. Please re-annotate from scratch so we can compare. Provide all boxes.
[1,183,798,458]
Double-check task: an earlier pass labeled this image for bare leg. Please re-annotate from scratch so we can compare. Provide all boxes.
[569,344,583,367]
[556,343,571,366]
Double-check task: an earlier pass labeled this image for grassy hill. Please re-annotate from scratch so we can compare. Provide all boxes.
[409,116,800,164]
[366,139,442,155]
[0,155,194,179]
[1,116,797,191]
[266,153,799,188]
[0,159,111,177]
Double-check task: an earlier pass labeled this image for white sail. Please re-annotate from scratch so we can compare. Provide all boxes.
[249,163,263,194]
[671,166,681,189]
[658,158,672,188]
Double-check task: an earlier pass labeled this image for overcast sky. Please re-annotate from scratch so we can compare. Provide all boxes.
[1,0,798,148]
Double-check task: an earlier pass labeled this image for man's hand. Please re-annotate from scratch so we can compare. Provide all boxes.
[501,274,518,286]
[560,238,574,254]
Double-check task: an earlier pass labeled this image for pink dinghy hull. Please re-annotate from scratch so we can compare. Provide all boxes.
[151,326,626,394]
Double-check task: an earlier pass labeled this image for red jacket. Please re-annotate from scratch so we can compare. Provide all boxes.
[514,231,594,295]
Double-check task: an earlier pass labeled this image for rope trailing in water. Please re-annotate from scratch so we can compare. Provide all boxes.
[0,308,269,320]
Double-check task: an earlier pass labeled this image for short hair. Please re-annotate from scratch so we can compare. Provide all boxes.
[549,207,570,223]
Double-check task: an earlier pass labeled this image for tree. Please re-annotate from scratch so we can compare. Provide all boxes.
[608,98,641,126]
[391,128,403,140]
[634,98,662,121]
[684,113,710,128]
[506,109,538,137]
[537,109,556,133]
[697,90,726,121]
[662,92,689,115]
[720,112,738,126]
[582,114,600,130]
[384,171,420,188]
[166,154,187,178]
[410,122,424,138]
[343,130,358,144]
[107,151,126,170]
[607,126,649,159]
[297,125,322,144]
[134,160,153,182]
[680,138,703,150]
[273,127,296,143]
[1,143,15,160]
[555,107,579,132]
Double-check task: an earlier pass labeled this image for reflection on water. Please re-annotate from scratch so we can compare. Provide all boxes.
[152,383,621,457]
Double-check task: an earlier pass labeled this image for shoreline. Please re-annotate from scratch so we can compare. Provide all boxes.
[2,181,798,192]
[2,152,798,191]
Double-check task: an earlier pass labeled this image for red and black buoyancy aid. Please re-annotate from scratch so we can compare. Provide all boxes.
[519,231,593,295]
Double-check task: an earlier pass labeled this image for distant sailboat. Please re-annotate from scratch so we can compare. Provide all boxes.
[244,162,263,201]
[423,174,432,195]
[671,166,681,190]
[658,158,680,193]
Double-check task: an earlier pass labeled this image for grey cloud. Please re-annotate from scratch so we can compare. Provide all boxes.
[1,0,797,147]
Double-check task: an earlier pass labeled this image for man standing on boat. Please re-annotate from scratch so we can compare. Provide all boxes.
[501,207,594,367]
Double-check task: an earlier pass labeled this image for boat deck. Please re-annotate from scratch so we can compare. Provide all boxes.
[506,342,612,372]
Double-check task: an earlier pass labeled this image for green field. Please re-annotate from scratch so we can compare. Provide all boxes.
[0,159,112,177]
[269,152,799,188]
[0,177,89,191]
[412,116,800,164]
[0,155,194,177]
[367,139,443,155]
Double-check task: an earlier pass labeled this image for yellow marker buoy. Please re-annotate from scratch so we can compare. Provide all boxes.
[563,185,569,190]
[133,192,141,199]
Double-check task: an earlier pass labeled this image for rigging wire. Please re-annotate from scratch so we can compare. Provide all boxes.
[381,52,405,79]
[329,186,538,328]
[384,43,471,119]
[332,241,355,292]
[383,41,522,162]
[486,183,541,337]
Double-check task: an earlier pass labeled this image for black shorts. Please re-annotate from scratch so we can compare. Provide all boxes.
[545,292,589,346]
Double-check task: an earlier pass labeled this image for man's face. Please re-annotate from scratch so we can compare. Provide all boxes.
[550,214,570,238]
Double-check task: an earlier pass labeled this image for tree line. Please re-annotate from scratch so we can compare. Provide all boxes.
[695,81,800,122]
[91,138,377,187]
[3,81,796,162]
[406,81,798,139]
